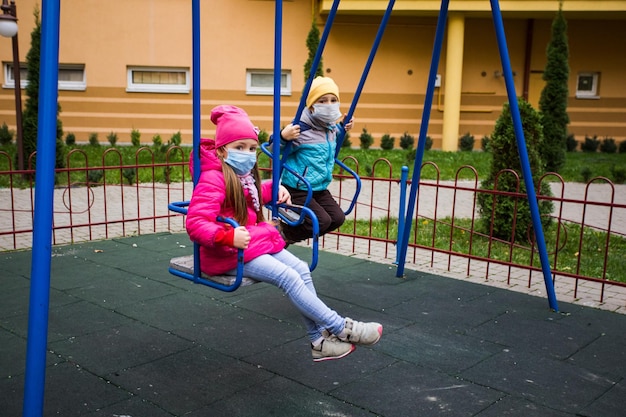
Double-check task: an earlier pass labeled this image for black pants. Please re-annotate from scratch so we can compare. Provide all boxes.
[281,185,346,243]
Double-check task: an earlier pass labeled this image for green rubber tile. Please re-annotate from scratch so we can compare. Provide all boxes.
[460,349,618,415]
[332,360,503,416]
[378,322,503,374]
[48,321,193,376]
[107,345,274,416]
[190,373,378,417]
[250,338,396,394]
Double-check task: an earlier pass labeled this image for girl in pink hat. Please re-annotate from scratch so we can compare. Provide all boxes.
[186,105,382,362]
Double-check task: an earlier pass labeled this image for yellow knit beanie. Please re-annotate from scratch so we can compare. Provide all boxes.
[306,76,340,108]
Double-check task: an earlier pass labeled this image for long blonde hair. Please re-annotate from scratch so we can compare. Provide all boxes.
[218,147,265,225]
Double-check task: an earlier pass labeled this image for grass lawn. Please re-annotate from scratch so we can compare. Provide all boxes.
[1,142,625,185]
[333,148,626,183]
[343,216,626,284]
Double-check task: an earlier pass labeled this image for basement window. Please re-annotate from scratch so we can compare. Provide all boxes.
[3,63,86,91]
[246,69,291,96]
[127,67,189,94]
[576,72,600,99]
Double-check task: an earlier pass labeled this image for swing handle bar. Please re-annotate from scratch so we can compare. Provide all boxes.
[334,158,361,216]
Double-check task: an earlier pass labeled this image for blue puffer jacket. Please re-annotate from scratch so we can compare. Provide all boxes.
[280,108,338,192]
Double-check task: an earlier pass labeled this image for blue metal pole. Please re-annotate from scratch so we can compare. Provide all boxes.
[280,0,340,170]
[271,0,283,217]
[22,1,61,415]
[191,0,202,283]
[394,166,409,264]
[490,0,558,311]
[396,0,449,277]
[192,0,201,187]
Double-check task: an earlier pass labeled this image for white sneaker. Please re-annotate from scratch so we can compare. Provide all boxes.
[311,333,355,362]
[339,318,383,346]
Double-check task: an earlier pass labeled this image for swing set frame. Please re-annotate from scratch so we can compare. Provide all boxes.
[23,1,561,414]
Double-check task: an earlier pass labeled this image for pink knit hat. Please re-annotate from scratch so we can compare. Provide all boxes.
[210,105,259,148]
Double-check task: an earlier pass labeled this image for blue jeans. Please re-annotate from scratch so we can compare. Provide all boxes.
[227,249,345,343]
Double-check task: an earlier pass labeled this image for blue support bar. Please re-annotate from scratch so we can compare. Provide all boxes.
[279,0,340,170]
[490,0,559,311]
[396,0,449,278]
[271,0,283,217]
[191,0,201,187]
[395,166,409,264]
[22,1,61,415]
[191,0,202,286]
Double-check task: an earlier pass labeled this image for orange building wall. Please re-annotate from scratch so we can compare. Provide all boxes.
[0,0,624,149]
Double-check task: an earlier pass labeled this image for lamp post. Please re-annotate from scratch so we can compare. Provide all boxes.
[0,0,23,172]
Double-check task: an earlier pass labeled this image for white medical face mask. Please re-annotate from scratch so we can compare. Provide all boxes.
[224,149,257,175]
[311,102,342,125]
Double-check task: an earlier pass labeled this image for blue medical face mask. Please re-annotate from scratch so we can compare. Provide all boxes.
[311,102,342,126]
[224,149,257,175]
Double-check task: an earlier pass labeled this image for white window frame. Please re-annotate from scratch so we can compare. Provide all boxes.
[246,69,291,96]
[576,72,600,99]
[126,66,190,94]
[3,62,86,91]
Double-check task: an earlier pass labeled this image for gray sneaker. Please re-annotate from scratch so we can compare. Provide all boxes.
[340,318,383,346]
[311,334,355,362]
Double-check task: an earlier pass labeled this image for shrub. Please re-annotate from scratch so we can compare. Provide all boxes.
[565,133,577,152]
[399,132,414,150]
[610,165,626,184]
[477,97,553,241]
[600,137,617,154]
[123,168,137,185]
[152,134,163,148]
[131,128,141,147]
[580,167,593,182]
[0,122,14,145]
[107,131,118,147]
[88,133,100,147]
[170,131,182,146]
[87,169,104,184]
[481,135,491,152]
[424,136,433,150]
[65,132,76,146]
[359,128,374,150]
[380,133,395,150]
[257,129,269,144]
[620,140,626,154]
[405,149,416,165]
[580,135,600,152]
[459,132,475,151]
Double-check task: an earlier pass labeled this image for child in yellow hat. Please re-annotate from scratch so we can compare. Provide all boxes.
[279,76,353,244]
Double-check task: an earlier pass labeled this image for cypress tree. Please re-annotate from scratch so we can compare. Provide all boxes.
[304,20,324,81]
[21,7,40,168]
[477,98,553,242]
[538,3,569,173]
[22,6,65,171]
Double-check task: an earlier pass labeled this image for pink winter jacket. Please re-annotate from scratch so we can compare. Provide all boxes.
[185,138,285,275]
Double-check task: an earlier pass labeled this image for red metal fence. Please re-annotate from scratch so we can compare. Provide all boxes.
[1,149,625,307]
